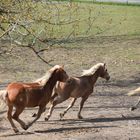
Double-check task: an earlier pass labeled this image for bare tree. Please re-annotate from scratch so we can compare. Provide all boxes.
[0,0,102,65]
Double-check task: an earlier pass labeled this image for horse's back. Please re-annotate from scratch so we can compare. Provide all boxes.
[7,82,25,91]
[23,82,41,88]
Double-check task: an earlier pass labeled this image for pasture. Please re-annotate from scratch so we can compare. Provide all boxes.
[0,1,140,140]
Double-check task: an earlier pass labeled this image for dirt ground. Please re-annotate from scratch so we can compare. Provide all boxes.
[0,36,140,140]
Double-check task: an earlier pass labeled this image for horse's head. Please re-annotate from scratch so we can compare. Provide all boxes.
[55,65,69,82]
[99,63,110,81]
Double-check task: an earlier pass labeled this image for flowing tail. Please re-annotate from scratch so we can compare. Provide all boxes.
[128,87,140,96]
[0,89,7,111]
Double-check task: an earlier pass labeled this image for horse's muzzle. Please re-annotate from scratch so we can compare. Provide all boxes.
[106,76,110,81]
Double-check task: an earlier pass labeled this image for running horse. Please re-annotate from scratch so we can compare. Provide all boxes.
[44,63,110,121]
[2,65,68,133]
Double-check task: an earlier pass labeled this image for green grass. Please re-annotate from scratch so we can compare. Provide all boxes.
[31,1,140,39]
[58,0,140,6]
[1,1,140,41]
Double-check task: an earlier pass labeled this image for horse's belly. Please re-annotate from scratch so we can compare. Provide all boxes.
[25,95,42,107]
[26,101,39,107]
[70,90,84,98]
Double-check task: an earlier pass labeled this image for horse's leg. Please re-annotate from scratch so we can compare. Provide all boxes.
[130,98,140,111]
[12,106,28,130]
[45,95,69,121]
[44,104,54,121]
[32,92,57,117]
[60,98,77,119]
[7,105,19,133]
[32,107,46,117]
[77,96,88,119]
[26,105,44,129]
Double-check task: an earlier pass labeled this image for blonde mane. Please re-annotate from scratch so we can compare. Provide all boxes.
[81,63,104,76]
[34,65,62,86]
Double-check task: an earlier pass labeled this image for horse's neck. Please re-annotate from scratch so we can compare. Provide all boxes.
[91,71,100,85]
[43,74,58,96]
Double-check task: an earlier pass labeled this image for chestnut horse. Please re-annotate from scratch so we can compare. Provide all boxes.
[3,65,68,133]
[44,63,110,121]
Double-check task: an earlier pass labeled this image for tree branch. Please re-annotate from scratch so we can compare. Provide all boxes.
[13,40,54,66]
[0,26,14,38]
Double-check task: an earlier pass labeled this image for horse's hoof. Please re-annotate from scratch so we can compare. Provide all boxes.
[78,116,83,119]
[13,128,19,133]
[32,113,37,117]
[130,107,137,111]
[59,118,64,121]
[23,125,28,130]
[44,117,49,121]
[60,113,64,119]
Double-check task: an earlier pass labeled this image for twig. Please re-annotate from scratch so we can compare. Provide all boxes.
[0,26,14,38]
[13,40,54,66]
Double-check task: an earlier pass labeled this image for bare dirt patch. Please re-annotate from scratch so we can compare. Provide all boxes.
[0,36,140,140]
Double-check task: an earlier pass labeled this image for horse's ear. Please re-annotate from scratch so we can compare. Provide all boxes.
[104,63,106,67]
